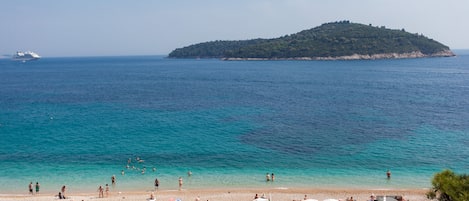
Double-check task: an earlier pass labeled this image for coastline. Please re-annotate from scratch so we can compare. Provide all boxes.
[222,50,455,61]
[0,187,431,201]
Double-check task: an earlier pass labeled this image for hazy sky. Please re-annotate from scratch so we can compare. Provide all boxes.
[1,0,468,57]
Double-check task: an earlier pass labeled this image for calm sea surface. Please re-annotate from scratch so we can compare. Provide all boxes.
[1,55,468,194]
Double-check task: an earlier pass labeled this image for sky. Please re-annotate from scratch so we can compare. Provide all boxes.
[1,0,468,57]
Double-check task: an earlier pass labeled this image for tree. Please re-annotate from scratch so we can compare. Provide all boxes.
[427,169,469,201]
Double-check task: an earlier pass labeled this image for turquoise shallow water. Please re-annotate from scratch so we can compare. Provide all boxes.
[0,56,469,193]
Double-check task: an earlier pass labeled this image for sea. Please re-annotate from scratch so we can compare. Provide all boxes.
[1,53,469,194]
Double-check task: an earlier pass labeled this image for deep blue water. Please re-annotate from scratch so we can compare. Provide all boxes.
[1,55,469,193]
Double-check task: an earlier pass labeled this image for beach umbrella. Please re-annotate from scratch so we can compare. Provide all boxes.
[253,198,269,201]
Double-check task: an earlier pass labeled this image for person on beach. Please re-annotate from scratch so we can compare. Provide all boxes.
[266,173,270,181]
[303,194,308,200]
[58,192,65,199]
[178,176,183,190]
[369,194,377,201]
[154,178,159,190]
[105,184,110,197]
[271,173,275,181]
[195,196,201,201]
[254,193,259,199]
[98,185,104,198]
[386,169,391,179]
[35,182,40,194]
[61,185,66,196]
[150,192,155,200]
[28,182,33,195]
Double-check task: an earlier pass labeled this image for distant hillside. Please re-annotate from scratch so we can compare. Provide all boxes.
[168,21,454,60]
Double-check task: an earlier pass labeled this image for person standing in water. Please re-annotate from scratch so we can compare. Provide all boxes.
[111,175,116,186]
[28,182,33,195]
[265,173,270,181]
[35,182,40,195]
[98,185,104,198]
[178,177,183,191]
[386,169,391,179]
[105,184,110,197]
[61,185,66,198]
[154,178,159,190]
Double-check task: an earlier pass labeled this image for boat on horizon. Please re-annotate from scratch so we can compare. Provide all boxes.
[12,51,41,61]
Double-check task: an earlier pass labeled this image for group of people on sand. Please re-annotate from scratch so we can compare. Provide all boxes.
[97,183,110,198]
[368,193,406,201]
[28,181,68,199]
[294,192,406,201]
[254,193,268,199]
[28,182,40,195]
[56,185,67,199]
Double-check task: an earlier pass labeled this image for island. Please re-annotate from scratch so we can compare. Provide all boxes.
[168,21,455,60]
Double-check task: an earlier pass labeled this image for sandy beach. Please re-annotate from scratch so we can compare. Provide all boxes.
[0,187,430,201]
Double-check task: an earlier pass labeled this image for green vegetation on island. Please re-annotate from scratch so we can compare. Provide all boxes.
[168,21,454,60]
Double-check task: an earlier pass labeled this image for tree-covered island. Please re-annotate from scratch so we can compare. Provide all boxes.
[168,21,455,60]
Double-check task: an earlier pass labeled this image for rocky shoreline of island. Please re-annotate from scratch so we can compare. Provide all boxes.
[222,50,455,61]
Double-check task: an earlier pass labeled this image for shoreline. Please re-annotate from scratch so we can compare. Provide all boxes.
[221,50,455,61]
[0,187,431,201]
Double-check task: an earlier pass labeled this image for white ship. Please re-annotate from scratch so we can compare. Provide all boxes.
[12,51,41,61]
